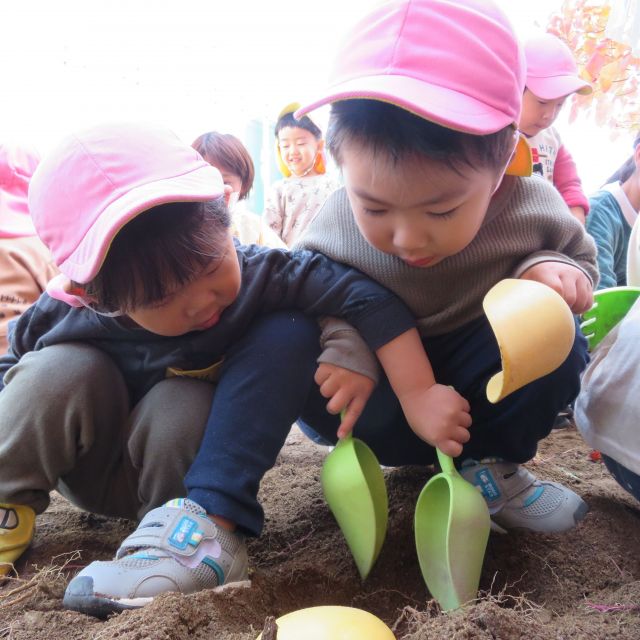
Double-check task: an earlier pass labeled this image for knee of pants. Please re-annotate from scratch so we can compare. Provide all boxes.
[3,343,124,398]
[129,377,215,468]
[228,311,321,362]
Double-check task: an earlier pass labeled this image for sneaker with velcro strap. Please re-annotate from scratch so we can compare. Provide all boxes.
[63,498,249,618]
[460,459,588,533]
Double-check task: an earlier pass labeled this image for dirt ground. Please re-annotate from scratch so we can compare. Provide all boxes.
[2,423,640,640]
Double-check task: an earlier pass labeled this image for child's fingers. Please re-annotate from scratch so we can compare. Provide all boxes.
[454,425,471,444]
[438,439,463,458]
[336,397,366,439]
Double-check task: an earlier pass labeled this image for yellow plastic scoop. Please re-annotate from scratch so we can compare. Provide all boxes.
[256,606,395,639]
[414,448,490,610]
[320,433,388,579]
[483,278,576,403]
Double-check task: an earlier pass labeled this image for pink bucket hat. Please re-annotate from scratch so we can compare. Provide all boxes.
[0,143,40,238]
[29,122,225,283]
[296,0,525,135]
[525,33,592,100]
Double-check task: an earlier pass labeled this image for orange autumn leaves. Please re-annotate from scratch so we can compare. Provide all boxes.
[547,0,640,135]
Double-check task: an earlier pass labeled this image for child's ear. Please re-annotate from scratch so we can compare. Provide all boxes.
[63,281,87,297]
[223,184,233,206]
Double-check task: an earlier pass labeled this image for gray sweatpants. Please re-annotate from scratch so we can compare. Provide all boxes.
[0,344,213,521]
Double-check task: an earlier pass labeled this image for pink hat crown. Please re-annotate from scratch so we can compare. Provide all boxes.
[297,0,525,135]
[0,143,40,238]
[525,33,592,100]
[28,123,225,283]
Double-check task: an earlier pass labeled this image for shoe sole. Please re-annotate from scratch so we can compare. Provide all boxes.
[63,576,252,619]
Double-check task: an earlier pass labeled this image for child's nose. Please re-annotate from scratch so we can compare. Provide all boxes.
[394,224,426,250]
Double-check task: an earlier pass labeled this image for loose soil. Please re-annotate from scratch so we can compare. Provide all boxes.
[2,425,640,639]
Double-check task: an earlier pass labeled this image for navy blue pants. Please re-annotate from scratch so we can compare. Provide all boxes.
[602,455,640,503]
[185,311,321,536]
[300,315,589,467]
[186,312,588,537]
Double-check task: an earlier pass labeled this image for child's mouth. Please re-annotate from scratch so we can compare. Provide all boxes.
[195,310,222,330]
[403,256,436,267]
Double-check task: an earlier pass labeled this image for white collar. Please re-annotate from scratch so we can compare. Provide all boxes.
[603,182,638,228]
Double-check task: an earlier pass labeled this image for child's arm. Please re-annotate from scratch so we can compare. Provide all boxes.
[375,328,471,457]
[318,328,472,456]
[553,145,589,224]
[519,262,593,314]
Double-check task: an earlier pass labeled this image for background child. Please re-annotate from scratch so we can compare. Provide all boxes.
[294,0,597,534]
[575,297,640,502]
[262,103,340,245]
[520,32,592,224]
[192,130,286,248]
[0,143,57,351]
[586,132,640,289]
[0,122,464,616]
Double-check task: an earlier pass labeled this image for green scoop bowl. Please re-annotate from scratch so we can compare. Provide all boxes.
[320,432,388,579]
[414,448,490,610]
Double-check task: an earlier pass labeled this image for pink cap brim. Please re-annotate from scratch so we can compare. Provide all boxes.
[295,74,516,135]
[59,164,224,283]
[526,75,592,100]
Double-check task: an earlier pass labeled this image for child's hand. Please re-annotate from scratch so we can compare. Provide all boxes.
[398,384,472,457]
[520,262,593,314]
[314,363,376,438]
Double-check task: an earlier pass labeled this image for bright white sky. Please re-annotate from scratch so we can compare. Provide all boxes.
[0,0,631,193]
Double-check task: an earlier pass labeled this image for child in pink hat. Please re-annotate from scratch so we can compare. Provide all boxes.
[520,32,593,224]
[294,0,597,535]
[0,143,58,352]
[0,122,465,616]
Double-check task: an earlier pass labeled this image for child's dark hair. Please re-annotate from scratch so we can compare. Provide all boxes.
[79,199,230,313]
[603,132,640,186]
[192,132,255,200]
[275,112,322,140]
[327,100,515,173]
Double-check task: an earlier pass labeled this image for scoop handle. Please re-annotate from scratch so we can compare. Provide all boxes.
[436,448,456,474]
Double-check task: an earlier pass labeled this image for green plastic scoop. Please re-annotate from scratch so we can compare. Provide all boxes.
[320,433,388,579]
[414,448,491,610]
[580,286,640,350]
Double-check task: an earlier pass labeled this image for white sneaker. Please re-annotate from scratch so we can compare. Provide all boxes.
[460,459,588,533]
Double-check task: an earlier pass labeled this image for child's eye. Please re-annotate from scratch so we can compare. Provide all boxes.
[428,208,456,219]
[362,207,387,216]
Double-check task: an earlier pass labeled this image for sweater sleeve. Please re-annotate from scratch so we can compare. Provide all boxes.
[239,245,416,352]
[553,145,590,214]
[318,317,380,382]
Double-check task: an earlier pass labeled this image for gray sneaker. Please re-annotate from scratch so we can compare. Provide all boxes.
[63,499,249,618]
[460,459,588,533]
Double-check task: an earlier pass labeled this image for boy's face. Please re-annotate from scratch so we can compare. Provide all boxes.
[278,126,322,177]
[519,89,567,137]
[126,232,241,336]
[340,140,501,268]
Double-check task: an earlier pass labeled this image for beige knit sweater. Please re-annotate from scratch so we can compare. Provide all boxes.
[298,176,598,338]
[296,176,597,380]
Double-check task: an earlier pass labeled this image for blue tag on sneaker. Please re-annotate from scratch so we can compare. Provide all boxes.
[168,516,204,550]
[473,468,502,503]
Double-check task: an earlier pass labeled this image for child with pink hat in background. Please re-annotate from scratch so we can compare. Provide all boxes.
[0,122,464,616]
[520,32,593,224]
[0,144,57,351]
[294,0,597,535]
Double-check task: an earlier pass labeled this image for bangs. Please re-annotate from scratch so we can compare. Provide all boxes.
[83,199,230,313]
